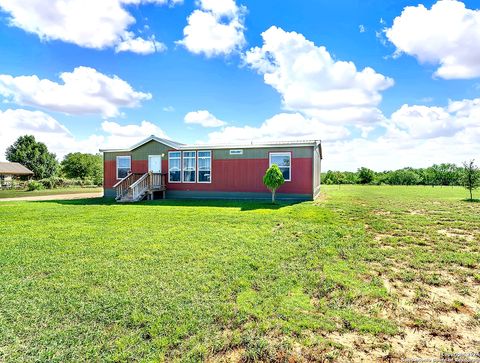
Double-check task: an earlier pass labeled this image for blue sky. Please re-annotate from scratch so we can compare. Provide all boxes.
[0,0,479,170]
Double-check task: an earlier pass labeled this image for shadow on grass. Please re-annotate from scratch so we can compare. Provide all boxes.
[461,198,480,203]
[33,197,302,211]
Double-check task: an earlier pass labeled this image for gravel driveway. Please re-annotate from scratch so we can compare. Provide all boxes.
[0,192,103,202]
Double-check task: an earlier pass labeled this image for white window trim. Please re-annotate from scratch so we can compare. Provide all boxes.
[182,151,196,183]
[197,150,212,184]
[116,155,131,180]
[269,152,291,182]
[168,151,182,183]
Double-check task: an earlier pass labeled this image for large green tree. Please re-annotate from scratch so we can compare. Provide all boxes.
[61,153,103,185]
[6,135,58,179]
[357,167,375,184]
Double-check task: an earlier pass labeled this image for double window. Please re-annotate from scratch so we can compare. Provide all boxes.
[168,152,181,182]
[182,151,196,183]
[116,156,131,179]
[269,152,291,181]
[168,150,212,183]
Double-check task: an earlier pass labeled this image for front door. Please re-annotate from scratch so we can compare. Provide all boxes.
[148,155,162,173]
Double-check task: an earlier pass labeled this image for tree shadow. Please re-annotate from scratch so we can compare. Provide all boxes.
[33,197,303,211]
[461,198,480,203]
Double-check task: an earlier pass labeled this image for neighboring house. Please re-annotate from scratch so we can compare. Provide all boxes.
[0,162,34,184]
[100,136,322,202]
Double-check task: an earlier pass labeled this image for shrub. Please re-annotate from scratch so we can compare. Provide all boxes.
[263,164,285,203]
[27,180,44,191]
[39,177,60,189]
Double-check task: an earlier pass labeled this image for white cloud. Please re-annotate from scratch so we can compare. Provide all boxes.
[244,26,394,125]
[203,98,480,171]
[162,105,175,112]
[184,110,226,127]
[115,33,166,54]
[385,0,480,79]
[99,120,168,150]
[0,108,98,159]
[177,0,246,57]
[0,0,176,53]
[0,109,169,160]
[101,120,167,138]
[324,98,480,171]
[359,24,366,33]
[206,113,349,144]
[0,66,152,117]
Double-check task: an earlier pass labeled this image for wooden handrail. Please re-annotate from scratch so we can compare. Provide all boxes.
[116,172,167,201]
[130,172,149,189]
[113,173,132,188]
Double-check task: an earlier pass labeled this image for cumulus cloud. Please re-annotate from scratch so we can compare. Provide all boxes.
[323,97,480,171]
[101,120,167,138]
[0,0,176,54]
[244,26,394,124]
[206,113,349,144]
[184,110,227,127]
[115,33,167,54]
[0,109,169,160]
[386,0,480,79]
[177,0,246,57]
[0,108,100,159]
[0,66,152,117]
[203,98,480,171]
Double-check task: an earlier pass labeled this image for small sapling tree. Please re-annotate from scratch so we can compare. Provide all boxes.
[462,160,480,201]
[263,164,285,203]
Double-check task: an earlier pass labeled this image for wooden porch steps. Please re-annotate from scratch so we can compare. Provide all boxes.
[114,172,166,202]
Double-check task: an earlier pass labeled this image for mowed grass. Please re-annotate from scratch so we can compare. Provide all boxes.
[0,186,478,362]
[0,187,103,199]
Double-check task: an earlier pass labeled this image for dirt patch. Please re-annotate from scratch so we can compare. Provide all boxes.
[372,210,391,216]
[437,229,475,242]
[0,192,103,202]
[409,209,426,215]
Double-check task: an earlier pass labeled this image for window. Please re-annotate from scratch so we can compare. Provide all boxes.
[229,149,243,155]
[168,152,181,182]
[182,151,196,182]
[198,151,211,183]
[116,156,131,179]
[269,152,291,181]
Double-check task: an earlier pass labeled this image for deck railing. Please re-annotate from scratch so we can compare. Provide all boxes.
[113,173,143,200]
[115,172,167,201]
[130,173,150,201]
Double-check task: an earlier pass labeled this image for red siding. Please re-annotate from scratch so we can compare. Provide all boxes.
[105,156,313,195]
[104,160,117,188]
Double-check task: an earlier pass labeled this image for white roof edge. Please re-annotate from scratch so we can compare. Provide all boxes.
[99,135,185,152]
[99,135,321,153]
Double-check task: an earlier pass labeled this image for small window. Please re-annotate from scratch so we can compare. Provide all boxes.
[198,151,211,183]
[116,156,131,179]
[168,151,181,182]
[182,151,196,183]
[269,152,291,181]
[229,149,243,155]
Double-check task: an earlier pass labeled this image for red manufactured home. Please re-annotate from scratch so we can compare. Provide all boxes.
[101,136,322,202]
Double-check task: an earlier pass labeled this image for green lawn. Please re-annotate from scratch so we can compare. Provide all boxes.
[0,187,103,199]
[0,186,478,362]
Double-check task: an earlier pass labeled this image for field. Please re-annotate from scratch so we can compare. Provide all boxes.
[0,187,103,199]
[0,186,478,362]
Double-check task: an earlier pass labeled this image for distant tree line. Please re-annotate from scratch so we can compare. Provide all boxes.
[323,163,476,187]
[5,135,102,190]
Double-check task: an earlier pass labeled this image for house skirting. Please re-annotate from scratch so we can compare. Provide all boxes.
[104,188,311,201]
